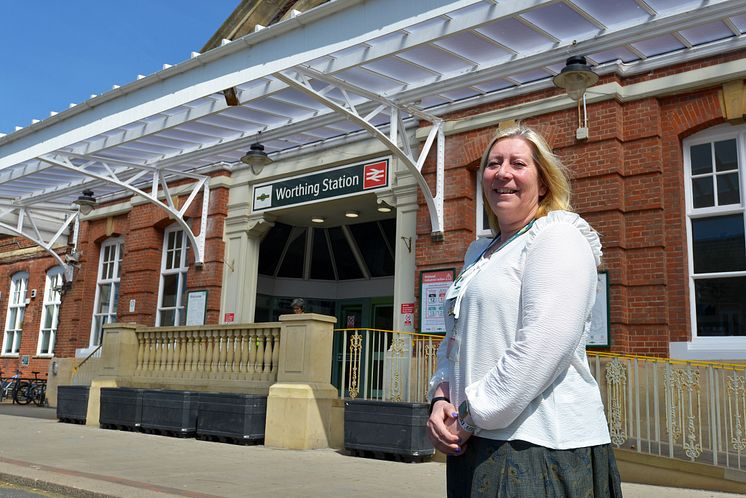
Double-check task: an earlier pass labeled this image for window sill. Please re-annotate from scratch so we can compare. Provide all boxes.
[0,353,20,358]
[670,339,746,361]
[35,354,54,359]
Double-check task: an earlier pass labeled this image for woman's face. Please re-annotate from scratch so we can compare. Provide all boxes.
[482,137,547,234]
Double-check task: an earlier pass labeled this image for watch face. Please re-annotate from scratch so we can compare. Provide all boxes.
[458,400,469,419]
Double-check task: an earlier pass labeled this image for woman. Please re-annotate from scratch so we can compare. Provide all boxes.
[427,125,622,497]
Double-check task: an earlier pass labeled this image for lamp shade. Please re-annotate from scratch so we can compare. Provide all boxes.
[240,142,273,175]
[552,56,598,101]
[73,189,96,215]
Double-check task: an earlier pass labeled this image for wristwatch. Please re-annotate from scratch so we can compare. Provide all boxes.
[457,400,476,433]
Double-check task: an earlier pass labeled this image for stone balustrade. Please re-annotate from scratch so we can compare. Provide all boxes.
[134,325,280,383]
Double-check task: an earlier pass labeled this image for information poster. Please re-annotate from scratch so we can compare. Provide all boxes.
[587,271,610,347]
[419,269,454,333]
[186,290,208,326]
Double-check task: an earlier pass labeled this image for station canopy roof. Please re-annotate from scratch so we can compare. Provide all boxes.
[0,0,744,265]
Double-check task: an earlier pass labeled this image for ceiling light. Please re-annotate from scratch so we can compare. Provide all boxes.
[240,133,273,175]
[73,189,96,215]
[552,55,598,101]
[377,202,392,213]
[311,216,325,223]
[344,210,359,218]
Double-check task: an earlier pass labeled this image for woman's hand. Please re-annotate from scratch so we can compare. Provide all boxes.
[426,399,462,455]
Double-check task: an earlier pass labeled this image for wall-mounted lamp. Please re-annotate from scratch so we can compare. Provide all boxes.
[553,56,598,140]
[552,55,598,101]
[344,210,359,218]
[73,189,96,215]
[240,133,273,175]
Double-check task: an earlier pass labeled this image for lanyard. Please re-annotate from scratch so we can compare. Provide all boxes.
[447,220,534,320]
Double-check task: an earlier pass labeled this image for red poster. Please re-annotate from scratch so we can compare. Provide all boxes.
[401,302,415,314]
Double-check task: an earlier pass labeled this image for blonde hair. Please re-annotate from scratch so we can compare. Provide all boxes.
[479,125,572,233]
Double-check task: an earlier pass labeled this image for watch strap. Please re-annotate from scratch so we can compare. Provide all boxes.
[429,396,450,415]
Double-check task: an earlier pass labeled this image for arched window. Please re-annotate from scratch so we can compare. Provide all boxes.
[91,238,124,346]
[157,226,188,326]
[37,267,63,356]
[679,123,746,356]
[2,271,28,355]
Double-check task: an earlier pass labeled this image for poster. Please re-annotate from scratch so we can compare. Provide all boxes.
[186,290,207,326]
[419,269,454,333]
[587,271,610,347]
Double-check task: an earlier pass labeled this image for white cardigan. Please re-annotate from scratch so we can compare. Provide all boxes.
[430,211,611,449]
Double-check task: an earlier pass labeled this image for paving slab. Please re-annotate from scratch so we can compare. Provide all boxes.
[0,413,743,498]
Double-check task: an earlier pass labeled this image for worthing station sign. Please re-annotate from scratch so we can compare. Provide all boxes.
[252,157,390,212]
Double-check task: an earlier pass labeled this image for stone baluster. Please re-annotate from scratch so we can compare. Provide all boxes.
[184,331,194,378]
[177,333,187,375]
[152,334,163,372]
[136,332,145,374]
[262,329,273,381]
[144,333,153,374]
[225,331,236,379]
[256,330,265,376]
[236,329,246,378]
[248,330,257,380]
[196,330,207,378]
[204,330,215,378]
[270,329,280,381]
[217,329,228,377]
[211,330,221,379]
[166,331,175,375]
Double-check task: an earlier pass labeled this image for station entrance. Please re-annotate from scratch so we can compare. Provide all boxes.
[253,201,397,391]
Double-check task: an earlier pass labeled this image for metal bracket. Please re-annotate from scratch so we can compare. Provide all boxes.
[275,69,445,237]
[36,154,210,266]
[0,203,78,273]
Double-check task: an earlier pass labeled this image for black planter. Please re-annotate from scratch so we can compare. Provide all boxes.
[344,399,435,462]
[100,387,144,430]
[140,390,198,437]
[56,385,89,424]
[196,393,267,444]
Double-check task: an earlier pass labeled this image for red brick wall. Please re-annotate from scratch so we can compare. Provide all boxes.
[414,66,732,357]
[0,246,65,378]
[0,181,228,374]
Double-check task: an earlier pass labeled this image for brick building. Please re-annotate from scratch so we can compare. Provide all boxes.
[1,0,746,380]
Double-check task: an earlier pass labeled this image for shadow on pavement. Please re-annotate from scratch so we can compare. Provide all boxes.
[0,402,56,420]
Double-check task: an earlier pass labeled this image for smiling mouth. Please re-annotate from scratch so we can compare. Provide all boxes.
[493,188,518,194]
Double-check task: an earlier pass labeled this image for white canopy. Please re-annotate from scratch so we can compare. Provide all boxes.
[1,0,744,267]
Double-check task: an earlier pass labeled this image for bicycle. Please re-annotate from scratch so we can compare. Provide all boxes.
[0,370,22,403]
[30,374,47,407]
[14,371,47,406]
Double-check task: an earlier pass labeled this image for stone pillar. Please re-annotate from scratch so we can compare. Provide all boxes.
[86,322,140,426]
[383,171,419,400]
[391,180,419,333]
[221,213,274,324]
[264,313,340,450]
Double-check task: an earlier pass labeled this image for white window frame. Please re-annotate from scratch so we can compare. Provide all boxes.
[37,266,63,356]
[475,174,493,238]
[90,237,124,347]
[2,271,28,356]
[156,226,189,326]
[672,123,746,360]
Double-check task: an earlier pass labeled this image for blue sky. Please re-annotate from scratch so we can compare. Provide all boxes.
[0,1,239,135]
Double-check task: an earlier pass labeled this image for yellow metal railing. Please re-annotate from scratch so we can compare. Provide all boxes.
[332,331,746,471]
[332,328,442,403]
[588,352,746,471]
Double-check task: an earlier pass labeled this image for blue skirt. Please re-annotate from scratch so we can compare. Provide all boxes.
[446,437,623,497]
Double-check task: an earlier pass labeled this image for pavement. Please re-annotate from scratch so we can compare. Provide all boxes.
[0,403,743,498]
